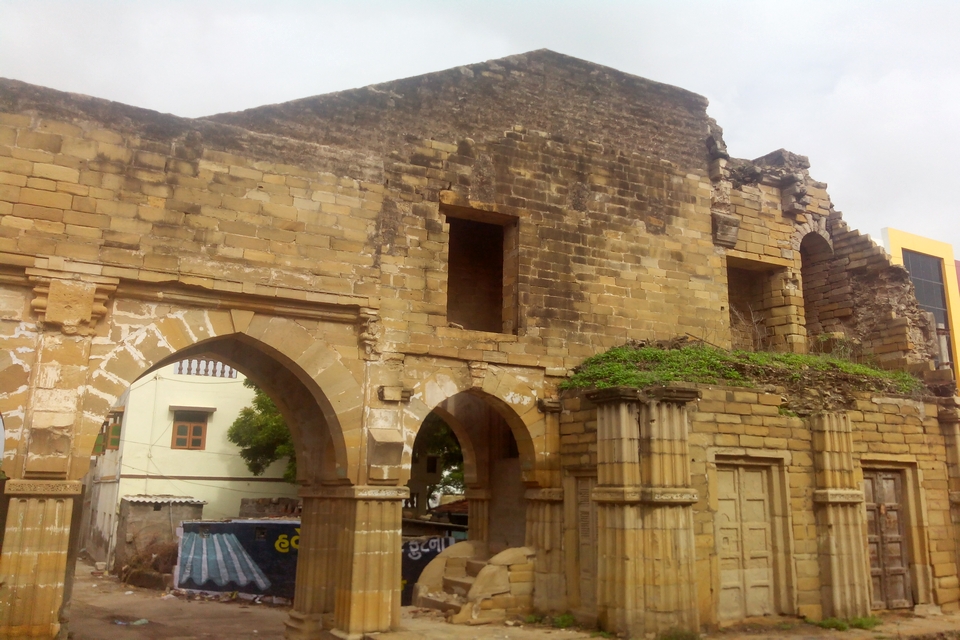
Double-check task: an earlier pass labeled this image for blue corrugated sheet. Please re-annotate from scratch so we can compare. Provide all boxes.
[178,531,271,591]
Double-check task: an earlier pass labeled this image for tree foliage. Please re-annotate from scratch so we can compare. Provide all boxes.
[227,379,296,483]
[417,413,464,499]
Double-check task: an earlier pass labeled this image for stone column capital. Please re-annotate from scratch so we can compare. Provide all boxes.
[464,488,491,501]
[4,479,83,495]
[645,384,701,404]
[586,386,644,405]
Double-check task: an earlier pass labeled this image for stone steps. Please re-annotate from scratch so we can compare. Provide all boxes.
[415,592,464,613]
[413,542,536,624]
[441,574,475,597]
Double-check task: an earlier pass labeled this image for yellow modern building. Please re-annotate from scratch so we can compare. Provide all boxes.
[882,227,960,383]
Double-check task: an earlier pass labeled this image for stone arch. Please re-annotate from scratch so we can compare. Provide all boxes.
[77,307,363,484]
[791,216,832,252]
[401,364,548,487]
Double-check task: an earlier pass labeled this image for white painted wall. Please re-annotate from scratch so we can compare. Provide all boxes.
[84,363,299,567]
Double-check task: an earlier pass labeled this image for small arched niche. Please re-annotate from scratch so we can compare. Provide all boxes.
[799,232,834,339]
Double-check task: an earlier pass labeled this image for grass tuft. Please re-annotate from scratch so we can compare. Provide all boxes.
[559,343,926,398]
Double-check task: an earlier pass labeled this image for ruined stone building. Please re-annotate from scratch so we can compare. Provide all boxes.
[0,50,958,639]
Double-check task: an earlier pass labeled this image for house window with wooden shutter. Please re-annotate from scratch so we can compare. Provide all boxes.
[171,411,208,451]
[92,431,106,456]
[105,411,124,450]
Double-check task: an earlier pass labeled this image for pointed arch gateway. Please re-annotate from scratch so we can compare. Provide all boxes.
[81,311,362,484]
[75,308,407,637]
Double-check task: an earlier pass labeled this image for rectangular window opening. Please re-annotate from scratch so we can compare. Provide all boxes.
[105,410,124,451]
[444,207,518,334]
[902,249,953,368]
[171,410,208,451]
[727,262,773,352]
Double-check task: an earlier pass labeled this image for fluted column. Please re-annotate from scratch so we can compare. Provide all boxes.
[812,412,871,618]
[525,488,566,612]
[0,482,79,639]
[588,387,645,634]
[637,386,700,636]
[285,485,406,640]
[588,386,700,638]
[465,487,490,543]
[285,495,339,637]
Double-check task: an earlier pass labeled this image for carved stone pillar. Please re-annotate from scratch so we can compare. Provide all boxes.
[588,387,644,634]
[0,481,81,638]
[465,487,490,543]
[0,273,115,640]
[285,486,406,640]
[525,487,566,613]
[942,402,960,578]
[636,387,700,635]
[588,386,700,638]
[812,412,871,618]
[286,495,338,636]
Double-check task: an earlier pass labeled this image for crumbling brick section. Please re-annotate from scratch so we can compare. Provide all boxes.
[804,216,938,368]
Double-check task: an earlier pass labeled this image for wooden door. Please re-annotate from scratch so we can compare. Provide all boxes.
[576,475,597,612]
[864,470,912,609]
[717,465,775,621]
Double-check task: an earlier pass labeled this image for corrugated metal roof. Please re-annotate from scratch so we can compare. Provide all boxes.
[122,494,207,505]
[178,532,271,591]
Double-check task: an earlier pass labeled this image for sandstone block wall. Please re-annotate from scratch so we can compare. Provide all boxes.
[558,385,960,625]
[0,50,950,638]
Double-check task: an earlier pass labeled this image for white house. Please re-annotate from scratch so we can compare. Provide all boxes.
[81,357,298,569]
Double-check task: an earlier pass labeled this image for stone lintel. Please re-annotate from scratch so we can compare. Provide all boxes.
[813,489,864,504]
[638,486,699,505]
[586,387,644,405]
[115,280,365,324]
[4,479,83,495]
[646,384,702,404]
[524,487,564,502]
[592,485,698,505]
[298,485,409,501]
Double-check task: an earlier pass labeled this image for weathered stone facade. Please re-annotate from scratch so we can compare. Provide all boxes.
[0,50,956,638]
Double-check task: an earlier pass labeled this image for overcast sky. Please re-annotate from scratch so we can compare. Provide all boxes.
[2,0,958,255]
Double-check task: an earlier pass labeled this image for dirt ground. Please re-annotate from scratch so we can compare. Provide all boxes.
[67,558,960,639]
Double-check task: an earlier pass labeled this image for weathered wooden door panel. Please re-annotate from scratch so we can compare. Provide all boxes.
[717,465,774,621]
[864,470,912,610]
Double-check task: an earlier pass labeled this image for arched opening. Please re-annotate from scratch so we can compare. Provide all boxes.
[75,331,351,631]
[426,391,530,554]
[800,232,834,340]
[405,412,464,520]
[79,353,304,584]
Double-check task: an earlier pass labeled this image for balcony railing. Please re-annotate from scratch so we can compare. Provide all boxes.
[174,358,237,378]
